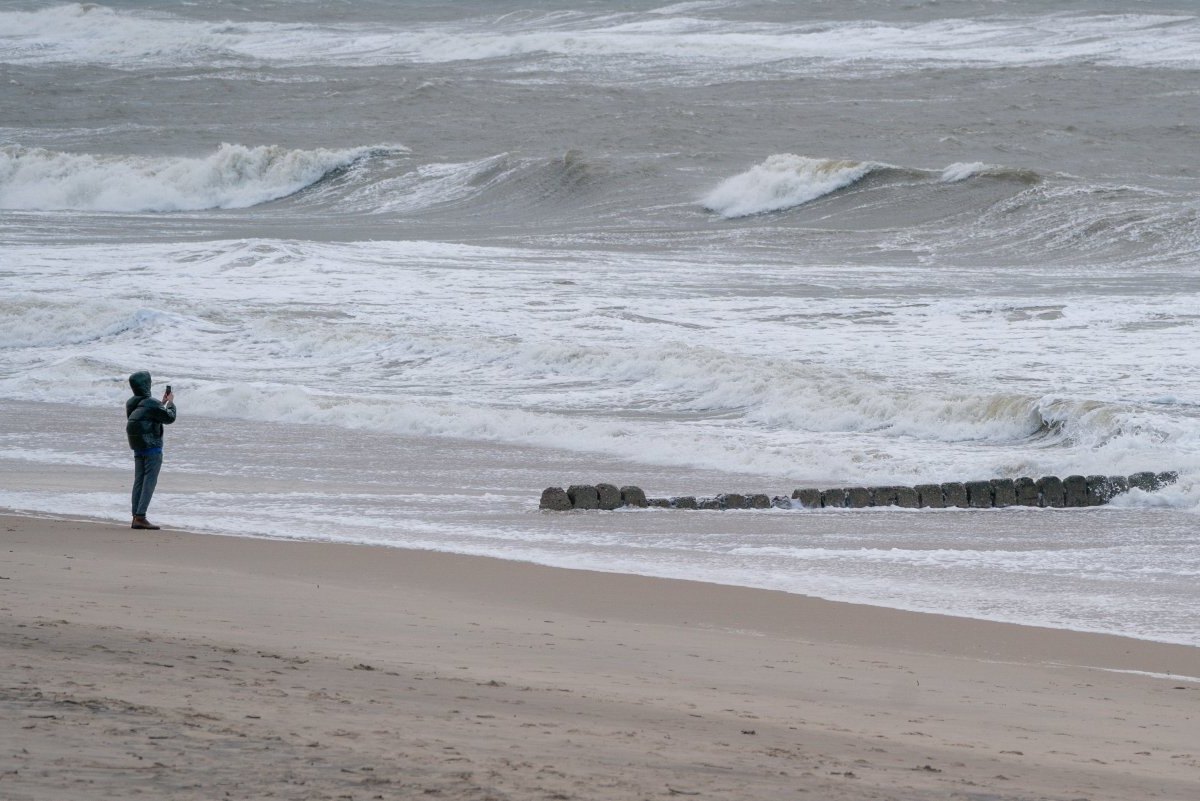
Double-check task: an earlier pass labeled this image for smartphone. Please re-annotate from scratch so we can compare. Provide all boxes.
[165,385,172,396]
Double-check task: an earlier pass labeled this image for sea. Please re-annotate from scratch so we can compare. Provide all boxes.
[1,0,1198,648]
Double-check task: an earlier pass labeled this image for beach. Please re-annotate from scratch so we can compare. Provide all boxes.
[4,1,1200,797]
[3,512,1197,801]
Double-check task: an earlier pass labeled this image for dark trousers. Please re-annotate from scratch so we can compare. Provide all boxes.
[132,451,163,517]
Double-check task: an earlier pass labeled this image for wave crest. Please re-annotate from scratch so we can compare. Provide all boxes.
[703,154,1051,218]
[941,161,1042,184]
[702,155,880,218]
[0,143,404,212]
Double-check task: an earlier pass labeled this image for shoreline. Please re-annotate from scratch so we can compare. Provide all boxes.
[3,398,1195,650]
[6,506,1199,655]
[3,511,1198,800]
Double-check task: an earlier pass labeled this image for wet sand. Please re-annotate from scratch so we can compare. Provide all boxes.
[1,512,1197,800]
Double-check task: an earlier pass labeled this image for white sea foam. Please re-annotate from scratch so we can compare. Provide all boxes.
[4,5,1199,71]
[4,238,1200,502]
[702,155,879,218]
[0,143,402,212]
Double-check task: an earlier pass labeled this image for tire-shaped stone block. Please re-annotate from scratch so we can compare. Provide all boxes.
[1154,471,1179,489]
[1085,475,1112,506]
[915,484,944,508]
[596,482,622,510]
[966,480,994,508]
[1062,475,1088,507]
[1037,476,1065,507]
[941,482,969,508]
[747,493,771,509]
[844,487,873,508]
[620,486,648,507]
[872,487,899,507]
[1013,477,1039,506]
[539,487,572,511]
[718,493,746,509]
[1127,472,1156,492]
[568,485,599,510]
[821,488,848,508]
[990,478,1017,508]
[793,488,822,508]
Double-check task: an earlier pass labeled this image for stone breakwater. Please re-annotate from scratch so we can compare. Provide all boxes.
[539,472,1178,511]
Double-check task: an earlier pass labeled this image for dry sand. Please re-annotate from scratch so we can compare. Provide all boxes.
[1,512,1197,800]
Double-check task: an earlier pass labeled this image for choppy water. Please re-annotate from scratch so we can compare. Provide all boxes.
[2,1,1198,646]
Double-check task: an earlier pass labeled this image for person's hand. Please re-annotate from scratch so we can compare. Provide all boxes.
[163,391,174,404]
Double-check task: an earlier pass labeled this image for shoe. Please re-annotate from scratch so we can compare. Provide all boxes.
[131,516,160,530]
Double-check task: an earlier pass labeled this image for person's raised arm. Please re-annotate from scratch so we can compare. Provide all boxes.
[154,389,177,424]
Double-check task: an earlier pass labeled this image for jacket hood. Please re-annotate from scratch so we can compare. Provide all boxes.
[129,371,152,397]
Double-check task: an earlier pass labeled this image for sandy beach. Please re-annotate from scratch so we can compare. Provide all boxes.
[1,512,1196,801]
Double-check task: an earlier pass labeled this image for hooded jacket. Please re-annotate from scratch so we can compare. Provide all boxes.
[125,371,177,452]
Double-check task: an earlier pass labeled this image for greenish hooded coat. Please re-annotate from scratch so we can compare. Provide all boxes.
[125,371,177,451]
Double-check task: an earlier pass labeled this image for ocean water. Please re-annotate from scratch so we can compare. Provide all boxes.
[2,1,1198,647]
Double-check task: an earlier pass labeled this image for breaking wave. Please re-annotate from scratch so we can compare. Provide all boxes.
[323,150,603,217]
[702,155,882,218]
[940,162,1042,184]
[0,143,404,212]
[702,154,1043,218]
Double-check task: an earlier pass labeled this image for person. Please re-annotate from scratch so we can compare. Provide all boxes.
[125,371,177,530]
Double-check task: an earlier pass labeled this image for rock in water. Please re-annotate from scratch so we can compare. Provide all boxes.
[568,484,599,510]
[1106,475,1129,499]
[873,487,900,507]
[915,484,944,508]
[718,493,746,509]
[1037,476,1065,508]
[941,482,968,508]
[844,487,872,508]
[1062,475,1088,507]
[822,488,848,508]
[595,482,622,510]
[1127,471,1157,492]
[792,488,822,508]
[1013,477,1039,506]
[539,487,572,511]
[990,478,1017,508]
[1154,471,1179,489]
[1085,475,1111,506]
[966,481,994,508]
[620,486,648,507]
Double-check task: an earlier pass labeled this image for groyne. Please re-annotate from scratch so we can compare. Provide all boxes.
[539,472,1178,511]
